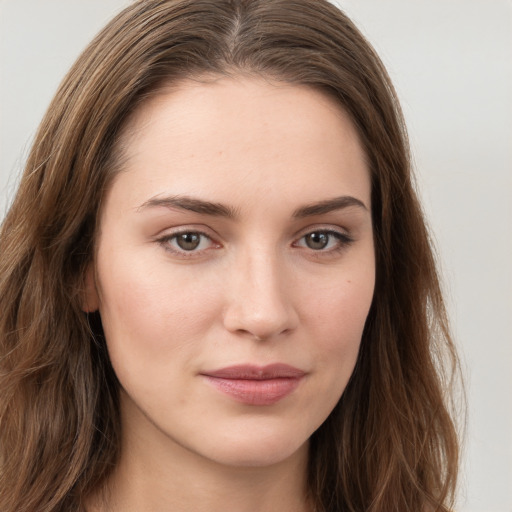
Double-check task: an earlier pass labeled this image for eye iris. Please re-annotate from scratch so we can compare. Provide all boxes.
[176,233,201,251]
[305,232,329,250]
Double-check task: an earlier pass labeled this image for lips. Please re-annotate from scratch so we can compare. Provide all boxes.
[201,364,305,406]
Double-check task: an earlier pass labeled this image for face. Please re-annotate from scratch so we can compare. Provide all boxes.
[87,76,375,469]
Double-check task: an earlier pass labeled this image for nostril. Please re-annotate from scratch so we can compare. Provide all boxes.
[222,263,299,340]
[229,319,296,342]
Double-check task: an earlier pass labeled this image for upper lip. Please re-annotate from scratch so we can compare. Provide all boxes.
[201,364,305,380]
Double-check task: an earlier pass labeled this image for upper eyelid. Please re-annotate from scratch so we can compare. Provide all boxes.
[154,224,218,240]
[293,224,351,239]
[293,229,353,245]
[154,223,353,245]
[159,230,216,245]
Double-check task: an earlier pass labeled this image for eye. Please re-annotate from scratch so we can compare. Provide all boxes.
[295,230,353,252]
[159,230,215,254]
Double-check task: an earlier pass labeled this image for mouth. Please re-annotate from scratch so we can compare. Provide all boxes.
[200,364,305,406]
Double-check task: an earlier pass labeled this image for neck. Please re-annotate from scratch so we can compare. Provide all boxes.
[86,395,312,512]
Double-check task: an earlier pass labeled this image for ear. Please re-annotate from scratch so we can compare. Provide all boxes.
[81,265,100,313]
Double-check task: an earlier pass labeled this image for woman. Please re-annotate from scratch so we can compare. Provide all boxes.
[0,0,460,511]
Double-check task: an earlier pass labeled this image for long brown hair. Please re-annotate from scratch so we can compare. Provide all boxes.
[0,1,461,510]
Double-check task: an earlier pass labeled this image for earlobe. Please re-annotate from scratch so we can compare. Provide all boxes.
[82,265,100,313]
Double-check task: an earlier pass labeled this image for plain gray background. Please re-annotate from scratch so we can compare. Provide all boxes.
[0,1,511,510]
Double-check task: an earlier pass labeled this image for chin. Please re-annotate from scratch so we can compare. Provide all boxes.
[207,442,308,469]
[189,422,311,469]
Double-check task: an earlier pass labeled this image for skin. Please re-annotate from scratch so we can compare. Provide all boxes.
[85,76,375,512]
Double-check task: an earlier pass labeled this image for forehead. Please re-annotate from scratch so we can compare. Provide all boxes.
[106,76,370,214]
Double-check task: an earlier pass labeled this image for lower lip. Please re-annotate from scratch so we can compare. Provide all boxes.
[203,376,302,405]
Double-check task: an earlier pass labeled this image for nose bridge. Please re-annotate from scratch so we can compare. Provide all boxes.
[223,244,298,340]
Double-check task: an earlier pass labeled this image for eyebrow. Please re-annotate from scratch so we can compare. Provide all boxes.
[137,195,239,218]
[136,194,367,219]
[292,196,368,218]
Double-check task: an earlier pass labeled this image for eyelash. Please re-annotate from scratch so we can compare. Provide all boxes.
[292,230,354,254]
[157,230,217,257]
[156,228,354,258]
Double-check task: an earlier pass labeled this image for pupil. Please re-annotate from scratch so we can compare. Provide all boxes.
[177,233,200,251]
[306,232,328,250]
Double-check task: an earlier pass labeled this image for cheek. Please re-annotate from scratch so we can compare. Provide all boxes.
[306,268,374,372]
[96,252,223,366]
[289,270,375,434]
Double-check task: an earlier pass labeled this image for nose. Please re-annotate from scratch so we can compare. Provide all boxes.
[222,250,299,341]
